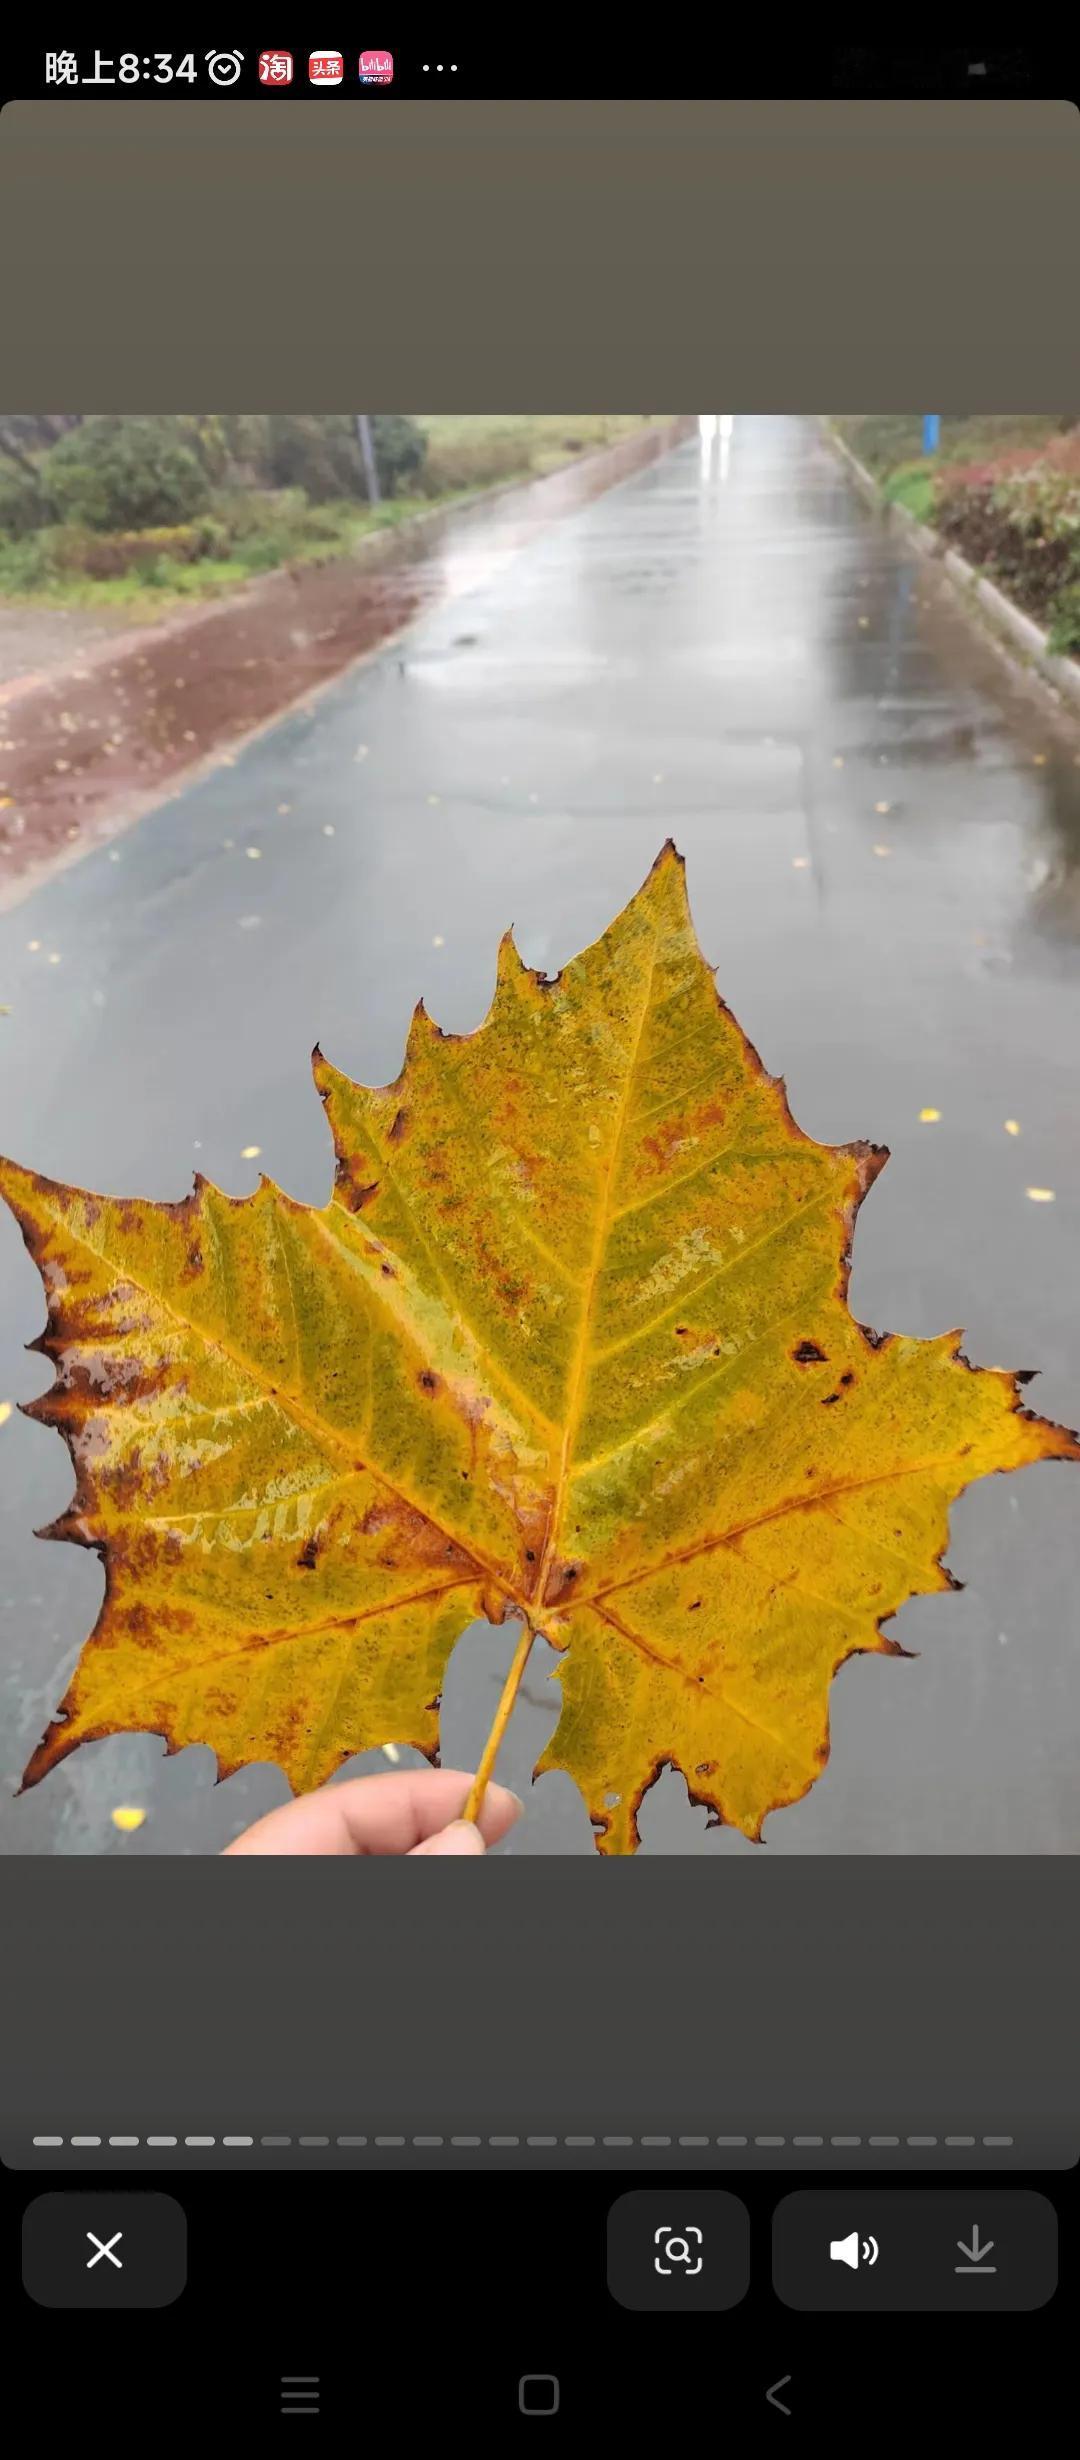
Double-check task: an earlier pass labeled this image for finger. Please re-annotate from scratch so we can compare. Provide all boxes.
[408,1819,486,1857]
[223,1768,523,1856]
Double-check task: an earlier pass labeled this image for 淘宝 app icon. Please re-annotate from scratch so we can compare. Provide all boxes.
[258,51,294,87]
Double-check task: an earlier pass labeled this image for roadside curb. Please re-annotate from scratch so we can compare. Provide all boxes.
[0,415,696,909]
[823,425,1080,719]
[0,417,693,718]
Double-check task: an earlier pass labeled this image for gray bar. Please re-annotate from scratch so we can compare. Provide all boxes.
[4,1862,1076,2158]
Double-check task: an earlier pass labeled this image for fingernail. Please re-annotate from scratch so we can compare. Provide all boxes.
[438,1819,486,1855]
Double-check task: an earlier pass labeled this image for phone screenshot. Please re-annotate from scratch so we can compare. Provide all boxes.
[0,38,1076,2434]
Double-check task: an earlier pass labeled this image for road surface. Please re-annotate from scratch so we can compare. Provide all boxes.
[1,415,1078,1855]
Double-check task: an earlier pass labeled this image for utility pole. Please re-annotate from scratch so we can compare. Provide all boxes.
[356,415,381,506]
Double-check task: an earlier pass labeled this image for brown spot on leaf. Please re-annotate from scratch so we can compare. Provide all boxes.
[792,1340,827,1364]
[335,1158,378,1213]
[544,1559,582,1606]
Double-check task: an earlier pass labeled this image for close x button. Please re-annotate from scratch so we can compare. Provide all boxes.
[772,2190,1057,2313]
[22,2192,187,2310]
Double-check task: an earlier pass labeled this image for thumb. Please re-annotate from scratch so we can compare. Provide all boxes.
[408,1817,487,1858]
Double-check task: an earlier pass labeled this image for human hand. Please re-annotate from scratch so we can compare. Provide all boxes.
[222,1766,523,1857]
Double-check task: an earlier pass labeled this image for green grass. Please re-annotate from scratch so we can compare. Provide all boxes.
[0,492,455,615]
[414,412,659,481]
[0,419,666,618]
[831,415,1064,480]
[880,461,936,522]
[411,415,665,500]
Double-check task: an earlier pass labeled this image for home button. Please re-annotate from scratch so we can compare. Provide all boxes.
[518,2373,560,2414]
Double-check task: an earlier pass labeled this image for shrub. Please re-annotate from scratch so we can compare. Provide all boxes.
[44,521,219,579]
[266,414,427,502]
[417,431,532,497]
[0,530,58,591]
[210,485,305,542]
[1047,582,1080,658]
[266,416,362,502]
[191,514,232,558]
[239,532,292,573]
[935,457,1080,630]
[44,417,211,532]
[369,414,426,496]
[0,461,48,537]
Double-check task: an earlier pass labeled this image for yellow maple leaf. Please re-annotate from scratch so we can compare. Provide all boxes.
[1,846,1075,1850]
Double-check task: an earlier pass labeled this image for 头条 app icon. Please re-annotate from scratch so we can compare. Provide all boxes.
[309,50,344,86]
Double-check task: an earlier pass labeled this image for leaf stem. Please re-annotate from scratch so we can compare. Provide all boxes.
[462,1621,537,1827]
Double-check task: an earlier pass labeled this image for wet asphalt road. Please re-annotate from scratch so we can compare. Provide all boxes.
[1,414,1078,1857]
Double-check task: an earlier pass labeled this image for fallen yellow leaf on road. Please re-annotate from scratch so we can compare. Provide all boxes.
[2,846,1075,1851]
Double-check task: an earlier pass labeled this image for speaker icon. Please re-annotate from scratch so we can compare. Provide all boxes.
[830,2231,879,2270]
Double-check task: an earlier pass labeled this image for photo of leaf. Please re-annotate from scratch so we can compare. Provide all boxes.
[3,844,1074,1850]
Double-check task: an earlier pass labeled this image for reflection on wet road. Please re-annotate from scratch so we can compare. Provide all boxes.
[1,415,1078,1855]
